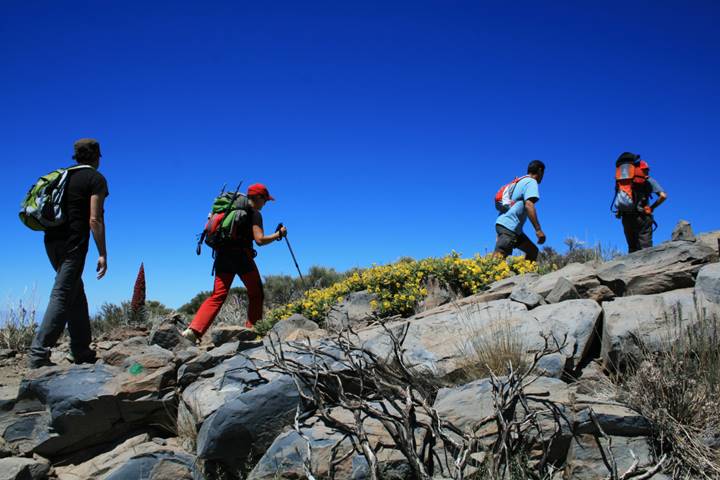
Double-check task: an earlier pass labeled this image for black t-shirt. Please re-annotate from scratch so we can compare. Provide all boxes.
[231,207,263,249]
[45,166,109,253]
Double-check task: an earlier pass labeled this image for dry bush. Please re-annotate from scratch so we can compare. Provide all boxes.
[457,317,529,382]
[619,306,720,479]
[0,297,38,352]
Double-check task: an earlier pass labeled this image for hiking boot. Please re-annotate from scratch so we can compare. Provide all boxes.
[181,328,200,344]
[28,356,57,369]
[67,349,97,365]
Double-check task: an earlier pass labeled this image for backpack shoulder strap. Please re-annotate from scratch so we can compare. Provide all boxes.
[66,164,94,171]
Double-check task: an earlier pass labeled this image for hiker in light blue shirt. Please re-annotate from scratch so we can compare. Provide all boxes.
[494,160,546,261]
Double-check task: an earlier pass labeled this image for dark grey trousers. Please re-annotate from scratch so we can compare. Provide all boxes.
[622,214,654,253]
[30,238,92,362]
[494,224,539,262]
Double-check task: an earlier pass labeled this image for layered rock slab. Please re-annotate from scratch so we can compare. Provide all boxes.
[0,340,178,462]
[55,434,197,480]
[596,240,717,296]
[362,299,601,380]
[601,288,699,369]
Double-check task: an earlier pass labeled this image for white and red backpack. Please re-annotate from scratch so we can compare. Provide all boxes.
[494,175,530,213]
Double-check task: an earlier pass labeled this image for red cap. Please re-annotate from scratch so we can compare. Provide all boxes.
[637,160,650,171]
[247,183,275,200]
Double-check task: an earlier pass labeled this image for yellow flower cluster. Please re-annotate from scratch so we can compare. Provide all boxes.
[262,253,536,331]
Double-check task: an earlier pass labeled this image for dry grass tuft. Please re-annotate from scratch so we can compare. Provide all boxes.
[0,297,38,352]
[455,304,529,382]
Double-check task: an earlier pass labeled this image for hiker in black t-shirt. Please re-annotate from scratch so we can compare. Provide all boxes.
[29,139,109,368]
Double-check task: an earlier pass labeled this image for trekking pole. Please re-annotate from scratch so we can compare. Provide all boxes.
[276,223,305,286]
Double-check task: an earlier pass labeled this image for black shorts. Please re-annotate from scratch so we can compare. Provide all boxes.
[494,224,531,257]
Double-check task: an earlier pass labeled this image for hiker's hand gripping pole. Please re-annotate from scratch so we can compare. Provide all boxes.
[276,223,305,285]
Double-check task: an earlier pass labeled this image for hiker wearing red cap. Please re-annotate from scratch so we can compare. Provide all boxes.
[614,154,667,252]
[183,183,287,342]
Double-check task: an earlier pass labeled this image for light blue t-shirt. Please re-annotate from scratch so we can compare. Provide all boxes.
[496,177,540,234]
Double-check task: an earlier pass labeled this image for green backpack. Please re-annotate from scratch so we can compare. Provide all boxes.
[196,185,252,255]
[19,164,93,231]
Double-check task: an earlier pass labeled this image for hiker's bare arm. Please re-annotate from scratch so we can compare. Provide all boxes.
[651,191,667,211]
[90,193,107,279]
[525,199,546,244]
[253,224,287,246]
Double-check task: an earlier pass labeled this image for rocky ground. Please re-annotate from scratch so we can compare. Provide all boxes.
[0,224,718,480]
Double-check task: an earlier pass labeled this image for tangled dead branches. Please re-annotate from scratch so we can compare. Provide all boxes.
[261,322,665,479]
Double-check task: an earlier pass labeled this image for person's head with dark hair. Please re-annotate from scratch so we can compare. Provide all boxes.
[527,160,545,183]
[73,138,101,168]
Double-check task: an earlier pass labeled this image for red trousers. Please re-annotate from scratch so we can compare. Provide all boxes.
[189,269,264,335]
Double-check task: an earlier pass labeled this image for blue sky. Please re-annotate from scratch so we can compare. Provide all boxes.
[1,1,719,312]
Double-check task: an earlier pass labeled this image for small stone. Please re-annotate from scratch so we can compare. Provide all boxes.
[268,314,319,342]
[585,285,615,303]
[149,314,192,351]
[509,283,545,309]
[210,326,258,346]
[671,220,695,241]
[545,277,581,304]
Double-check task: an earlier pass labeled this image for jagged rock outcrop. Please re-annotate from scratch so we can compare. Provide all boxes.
[1,230,717,480]
[596,241,717,296]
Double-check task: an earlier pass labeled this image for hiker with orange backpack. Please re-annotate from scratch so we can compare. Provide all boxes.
[612,153,667,252]
[493,160,546,262]
[182,183,287,343]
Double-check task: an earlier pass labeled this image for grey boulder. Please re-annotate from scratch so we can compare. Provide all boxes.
[671,220,695,242]
[564,435,668,480]
[695,263,720,318]
[0,457,50,480]
[325,290,378,331]
[509,282,545,309]
[267,314,319,342]
[148,315,192,351]
[601,288,698,369]
[545,277,581,304]
[55,434,197,480]
[0,342,178,462]
[434,376,651,462]
[248,405,412,480]
[527,263,600,297]
[176,341,240,388]
[210,325,258,347]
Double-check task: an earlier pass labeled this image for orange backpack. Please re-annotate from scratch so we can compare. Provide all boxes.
[613,153,648,214]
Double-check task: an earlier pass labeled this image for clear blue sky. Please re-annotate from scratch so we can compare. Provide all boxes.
[1,1,718,312]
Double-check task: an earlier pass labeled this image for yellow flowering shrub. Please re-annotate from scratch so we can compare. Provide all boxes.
[257,253,536,335]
